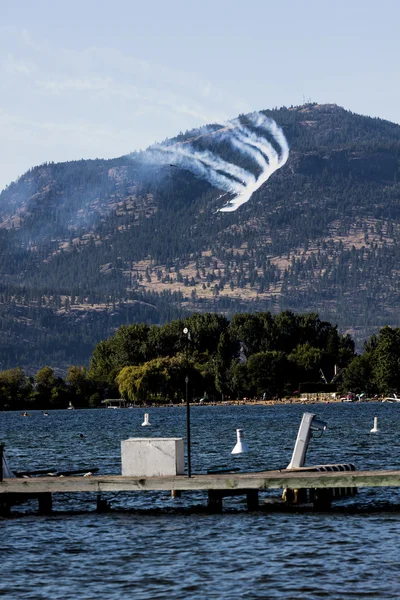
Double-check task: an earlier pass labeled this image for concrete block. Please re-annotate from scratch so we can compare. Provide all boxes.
[121,438,184,477]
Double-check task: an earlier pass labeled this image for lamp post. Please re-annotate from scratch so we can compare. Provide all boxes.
[183,327,191,477]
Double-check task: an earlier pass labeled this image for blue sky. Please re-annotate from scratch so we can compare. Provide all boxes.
[1,0,399,191]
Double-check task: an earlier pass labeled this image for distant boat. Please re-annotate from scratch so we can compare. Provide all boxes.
[67,402,75,410]
[341,393,355,402]
[102,398,126,408]
[383,393,400,403]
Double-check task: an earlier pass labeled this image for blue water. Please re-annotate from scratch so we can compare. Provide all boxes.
[1,404,400,599]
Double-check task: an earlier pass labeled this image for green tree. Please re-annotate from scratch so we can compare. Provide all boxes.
[117,355,192,403]
[184,313,229,355]
[288,343,322,384]
[35,366,69,408]
[214,331,239,398]
[35,366,57,407]
[113,323,151,366]
[247,351,287,398]
[229,313,266,357]
[117,364,151,402]
[273,311,300,354]
[227,360,251,399]
[66,365,93,407]
[371,327,400,394]
[146,320,185,358]
[0,368,32,410]
[342,353,375,395]
[88,340,120,391]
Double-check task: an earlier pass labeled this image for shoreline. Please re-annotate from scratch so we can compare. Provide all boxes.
[4,398,386,413]
[128,397,385,408]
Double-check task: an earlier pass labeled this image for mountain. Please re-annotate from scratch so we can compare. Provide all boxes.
[1,103,400,372]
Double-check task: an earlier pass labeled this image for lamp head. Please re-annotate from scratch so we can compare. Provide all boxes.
[310,417,327,432]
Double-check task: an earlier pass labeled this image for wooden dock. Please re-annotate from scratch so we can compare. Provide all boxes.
[3,468,400,493]
[2,468,400,514]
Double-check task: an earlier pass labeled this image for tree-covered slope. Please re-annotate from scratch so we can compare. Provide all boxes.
[1,103,400,371]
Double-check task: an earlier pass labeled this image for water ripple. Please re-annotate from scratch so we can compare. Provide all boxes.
[1,404,400,598]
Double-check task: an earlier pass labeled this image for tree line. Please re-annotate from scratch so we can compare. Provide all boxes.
[1,310,399,410]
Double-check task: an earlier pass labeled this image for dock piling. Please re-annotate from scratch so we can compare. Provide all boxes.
[0,443,4,482]
[311,489,332,511]
[0,496,10,517]
[208,490,223,513]
[246,490,259,511]
[96,494,111,513]
[37,493,52,514]
[208,488,259,513]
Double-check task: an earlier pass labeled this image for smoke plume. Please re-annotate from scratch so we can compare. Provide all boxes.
[147,112,289,212]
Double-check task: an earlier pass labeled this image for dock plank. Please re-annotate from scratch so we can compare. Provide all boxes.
[2,469,400,494]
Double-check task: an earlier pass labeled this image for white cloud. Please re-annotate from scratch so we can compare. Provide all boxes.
[34,74,224,124]
[2,53,34,76]
[35,76,116,94]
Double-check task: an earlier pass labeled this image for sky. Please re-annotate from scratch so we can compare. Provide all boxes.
[1,0,400,192]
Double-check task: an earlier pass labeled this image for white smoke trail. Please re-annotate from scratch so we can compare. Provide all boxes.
[147,112,289,212]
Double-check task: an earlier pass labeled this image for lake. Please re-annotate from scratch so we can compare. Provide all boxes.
[1,403,400,599]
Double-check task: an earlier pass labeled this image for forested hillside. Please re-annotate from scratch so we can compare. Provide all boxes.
[1,103,400,371]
